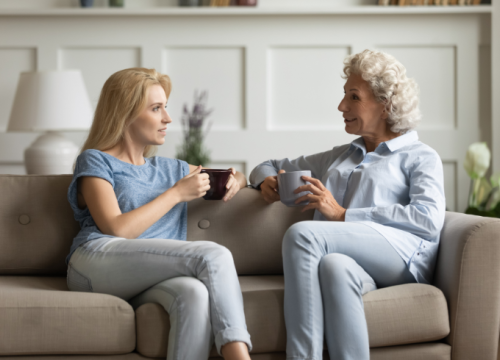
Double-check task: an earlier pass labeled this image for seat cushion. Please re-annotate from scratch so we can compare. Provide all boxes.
[0,276,135,355]
[136,276,450,357]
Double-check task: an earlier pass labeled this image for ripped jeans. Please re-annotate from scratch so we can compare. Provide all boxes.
[67,237,252,360]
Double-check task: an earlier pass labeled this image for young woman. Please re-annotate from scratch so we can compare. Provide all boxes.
[66,68,252,360]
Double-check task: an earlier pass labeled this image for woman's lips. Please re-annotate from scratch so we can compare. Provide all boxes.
[344,118,357,123]
[158,129,167,135]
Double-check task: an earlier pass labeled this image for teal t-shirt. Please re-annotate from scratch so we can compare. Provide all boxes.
[66,149,189,264]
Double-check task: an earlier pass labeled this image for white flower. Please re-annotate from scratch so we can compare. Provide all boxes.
[464,142,491,179]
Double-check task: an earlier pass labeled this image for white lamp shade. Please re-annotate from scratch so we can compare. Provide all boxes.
[7,70,93,132]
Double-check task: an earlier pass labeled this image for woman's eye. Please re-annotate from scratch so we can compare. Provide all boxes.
[153,107,159,111]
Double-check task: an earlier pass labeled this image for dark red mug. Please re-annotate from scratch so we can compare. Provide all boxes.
[201,169,232,200]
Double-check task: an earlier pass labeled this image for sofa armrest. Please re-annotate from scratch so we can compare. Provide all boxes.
[433,212,500,360]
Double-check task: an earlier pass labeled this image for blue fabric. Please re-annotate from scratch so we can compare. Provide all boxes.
[66,149,190,264]
[249,131,446,284]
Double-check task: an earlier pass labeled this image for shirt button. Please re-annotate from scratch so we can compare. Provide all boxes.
[417,253,420,255]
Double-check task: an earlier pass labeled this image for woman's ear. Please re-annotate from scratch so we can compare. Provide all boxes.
[381,106,389,121]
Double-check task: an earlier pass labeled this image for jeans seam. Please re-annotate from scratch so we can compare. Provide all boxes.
[67,262,93,292]
[199,256,226,336]
[78,247,212,263]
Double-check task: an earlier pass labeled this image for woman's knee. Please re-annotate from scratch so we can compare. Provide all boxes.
[319,254,376,294]
[319,253,359,284]
[161,277,210,308]
[197,241,234,266]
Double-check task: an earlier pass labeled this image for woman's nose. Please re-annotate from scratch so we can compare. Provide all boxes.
[163,110,173,124]
[338,96,348,113]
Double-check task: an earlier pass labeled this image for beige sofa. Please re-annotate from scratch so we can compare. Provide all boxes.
[1,174,500,360]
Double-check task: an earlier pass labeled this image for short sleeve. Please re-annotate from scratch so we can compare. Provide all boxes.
[67,150,114,214]
[178,159,189,178]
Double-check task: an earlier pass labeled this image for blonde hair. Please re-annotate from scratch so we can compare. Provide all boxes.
[342,49,421,134]
[80,68,172,158]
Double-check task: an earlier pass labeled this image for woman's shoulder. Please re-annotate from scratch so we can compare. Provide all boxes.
[75,149,114,177]
[407,141,440,159]
[78,149,108,163]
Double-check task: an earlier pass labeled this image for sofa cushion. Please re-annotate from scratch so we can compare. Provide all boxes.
[187,188,314,275]
[0,276,135,355]
[0,175,78,275]
[136,276,450,357]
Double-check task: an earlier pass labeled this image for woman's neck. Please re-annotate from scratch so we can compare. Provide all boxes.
[362,131,400,153]
[104,141,146,166]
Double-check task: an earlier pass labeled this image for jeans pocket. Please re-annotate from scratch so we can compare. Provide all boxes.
[67,264,93,292]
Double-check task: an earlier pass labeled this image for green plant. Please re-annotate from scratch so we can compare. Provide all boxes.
[176,91,212,167]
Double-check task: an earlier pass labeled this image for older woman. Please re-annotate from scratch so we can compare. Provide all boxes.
[249,49,445,360]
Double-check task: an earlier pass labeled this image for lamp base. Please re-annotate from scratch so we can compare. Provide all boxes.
[24,131,79,175]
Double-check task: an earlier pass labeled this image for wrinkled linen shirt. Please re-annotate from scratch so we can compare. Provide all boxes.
[249,131,445,284]
[66,149,189,264]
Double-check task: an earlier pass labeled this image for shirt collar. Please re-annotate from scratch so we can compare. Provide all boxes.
[384,131,419,152]
[350,131,419,154]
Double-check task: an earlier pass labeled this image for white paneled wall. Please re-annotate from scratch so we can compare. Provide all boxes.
[59,47,141,107]
[0,10,491,213]
[164,47,245,130]
[268,47,349,130]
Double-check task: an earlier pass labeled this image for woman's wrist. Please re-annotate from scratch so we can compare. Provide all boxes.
[236,172,247,189]
[165,187,182,204]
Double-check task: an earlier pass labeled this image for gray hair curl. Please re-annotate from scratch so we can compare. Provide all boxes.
[342,49,421,134]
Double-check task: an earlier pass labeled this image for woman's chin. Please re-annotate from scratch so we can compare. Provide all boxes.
[344,125,357,135]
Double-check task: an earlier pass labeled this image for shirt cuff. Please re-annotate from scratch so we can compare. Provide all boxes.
[345,208,373,222]
[249,167,279,189]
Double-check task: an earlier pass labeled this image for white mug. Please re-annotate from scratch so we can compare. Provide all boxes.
[277,171,312,207]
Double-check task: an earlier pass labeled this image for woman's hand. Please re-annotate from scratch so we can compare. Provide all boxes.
[294,176,347,221]
[260,170,286,204]
[223,167,243,202]
[171,165,210,203]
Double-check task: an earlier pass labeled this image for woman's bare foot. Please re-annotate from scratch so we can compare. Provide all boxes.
[221,341,251,360]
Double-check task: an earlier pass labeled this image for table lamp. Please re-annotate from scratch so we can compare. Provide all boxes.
[7,70,93,174]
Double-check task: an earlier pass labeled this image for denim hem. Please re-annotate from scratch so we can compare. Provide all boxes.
[214,327,252,355]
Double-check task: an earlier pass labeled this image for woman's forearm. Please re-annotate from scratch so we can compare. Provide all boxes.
[236,171,247,189]
[108,188,181,239]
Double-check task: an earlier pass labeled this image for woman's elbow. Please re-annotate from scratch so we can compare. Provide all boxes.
[413,205,444,239]
[99,221,132,239]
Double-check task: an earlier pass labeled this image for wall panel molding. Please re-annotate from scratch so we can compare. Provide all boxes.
[162,46,246,131]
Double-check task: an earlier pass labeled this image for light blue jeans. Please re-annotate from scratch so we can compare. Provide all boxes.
[66,237,252,360]
[282,221,416,360]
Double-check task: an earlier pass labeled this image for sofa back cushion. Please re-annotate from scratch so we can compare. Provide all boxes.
[0,175,313,275]
[0,175,79,275]
[187,187,314,275]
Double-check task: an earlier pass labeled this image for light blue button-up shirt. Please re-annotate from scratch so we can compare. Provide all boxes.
[249,131,446,284]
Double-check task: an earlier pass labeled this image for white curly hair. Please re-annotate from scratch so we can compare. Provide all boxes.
[342,49,421,134]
